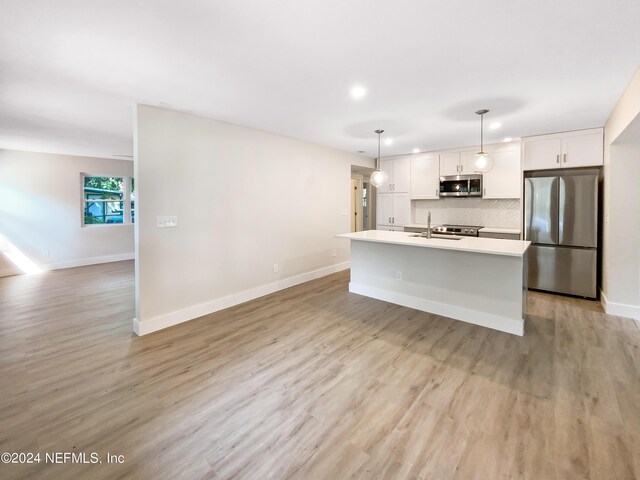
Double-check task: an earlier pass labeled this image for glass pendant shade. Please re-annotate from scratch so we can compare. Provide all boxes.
[370,169,389,188]
[472,109,495,174]
[370,128,389,188]
[472,151,495,173]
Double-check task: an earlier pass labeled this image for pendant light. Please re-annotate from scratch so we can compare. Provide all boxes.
[472,109,495,174]
[370,129,389,188]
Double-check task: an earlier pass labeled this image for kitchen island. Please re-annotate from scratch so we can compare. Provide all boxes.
[337,230,531,336]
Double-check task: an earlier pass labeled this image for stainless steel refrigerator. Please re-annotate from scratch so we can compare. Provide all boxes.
[524,168,600,298]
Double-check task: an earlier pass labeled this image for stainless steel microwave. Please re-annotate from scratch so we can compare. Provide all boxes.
[439,174,482,197]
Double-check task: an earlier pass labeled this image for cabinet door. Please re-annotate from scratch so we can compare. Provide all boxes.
[393,157,410,193]
[440,152,461,176]
[410,154,440,199]
[562,129,603,167]
[376,193,393,225]
[392,193,411,226]
[378,159,394,192]
[523,136,562,170]
[483,146,521,199]
[459,150,477,174]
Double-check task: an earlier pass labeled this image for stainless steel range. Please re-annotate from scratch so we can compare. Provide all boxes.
[431,224,483,237]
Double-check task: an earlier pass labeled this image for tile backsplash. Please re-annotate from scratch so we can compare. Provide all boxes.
[413,198,521,228]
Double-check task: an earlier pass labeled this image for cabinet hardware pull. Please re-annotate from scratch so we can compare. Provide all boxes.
[435,189,438,196]
[389,217,391,223]
[556,154,560,164]
[563,154,567,163]
[392,217,395,223]
[461,164,464,172]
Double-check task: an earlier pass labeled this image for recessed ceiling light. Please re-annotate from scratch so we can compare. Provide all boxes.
[489,121,502,130]
[413,148,420,153]
[384,138,393,146]
[357,150,366,153]
[350,85,366,99]
[503,137,512,143]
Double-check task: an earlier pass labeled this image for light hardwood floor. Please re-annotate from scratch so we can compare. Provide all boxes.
[1,261,639,480]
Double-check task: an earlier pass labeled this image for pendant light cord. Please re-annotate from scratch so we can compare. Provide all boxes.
[480,113,484,152]
[375,129,384,170]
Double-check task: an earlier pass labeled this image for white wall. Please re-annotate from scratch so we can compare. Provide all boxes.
[133,105,374,334]
[602,66,640,319]
[0,149,134,276]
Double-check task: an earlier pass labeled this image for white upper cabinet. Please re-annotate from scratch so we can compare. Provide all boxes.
[378,159,394,193]
[440,152,461,176]
[410,153,440,199]
[377,157,410,192]
[483,144,521,199]
[563,130,603,167]
[393,157,410,192]
[440,150,475,175]
[523,128,603,170]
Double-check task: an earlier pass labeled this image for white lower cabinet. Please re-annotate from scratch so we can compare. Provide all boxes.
[377,192,410,229]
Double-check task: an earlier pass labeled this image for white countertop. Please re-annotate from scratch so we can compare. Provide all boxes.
[337,230,530,257]
[479,227,521,235]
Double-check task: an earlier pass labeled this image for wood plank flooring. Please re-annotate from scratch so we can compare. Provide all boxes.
[0,261,639,479]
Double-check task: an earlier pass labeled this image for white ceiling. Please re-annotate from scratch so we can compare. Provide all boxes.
[1,0,639,159]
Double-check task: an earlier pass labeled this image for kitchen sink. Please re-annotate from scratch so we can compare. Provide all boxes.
[408,234,463,241]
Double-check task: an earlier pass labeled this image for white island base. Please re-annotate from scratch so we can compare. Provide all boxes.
[340,231,530,336]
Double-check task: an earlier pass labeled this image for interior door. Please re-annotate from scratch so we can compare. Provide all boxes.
[559,175,598,247]
[524,177,559,244]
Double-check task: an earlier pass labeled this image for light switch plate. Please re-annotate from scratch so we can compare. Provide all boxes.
[157,215,178,228]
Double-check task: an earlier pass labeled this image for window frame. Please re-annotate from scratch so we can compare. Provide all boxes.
[81,173,135,227]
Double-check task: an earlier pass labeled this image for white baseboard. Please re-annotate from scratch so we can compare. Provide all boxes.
[0,267,20,278]
[45,253,134,271]
[349,282,524,336]
[600,290,640,321]
[134,261,351,336]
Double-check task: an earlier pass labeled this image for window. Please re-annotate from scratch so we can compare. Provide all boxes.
[82,175,135,225]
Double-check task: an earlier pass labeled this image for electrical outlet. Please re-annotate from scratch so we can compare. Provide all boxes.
[396,271,402,280]
[273,264,278,273]
[157,215,178,228]
[331,249,337,257]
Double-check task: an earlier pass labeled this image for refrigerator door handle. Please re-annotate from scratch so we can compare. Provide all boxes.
[524,179,532,240]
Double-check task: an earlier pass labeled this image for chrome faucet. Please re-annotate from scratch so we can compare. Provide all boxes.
[425,211,432,239]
